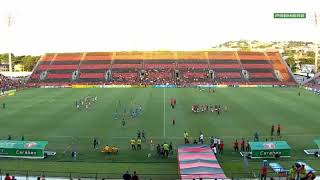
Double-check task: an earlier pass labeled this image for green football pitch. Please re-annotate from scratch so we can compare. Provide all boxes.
[0,87,319,178]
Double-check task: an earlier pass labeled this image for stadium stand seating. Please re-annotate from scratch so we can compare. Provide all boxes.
[27,51,297,86]
[304,73,320,90]
[0,73,24,91]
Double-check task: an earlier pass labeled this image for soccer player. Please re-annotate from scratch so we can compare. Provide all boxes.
[130,138,136,150]
[277,124,281,137]
[199,132,204,144]
[183,131,189,144]
[219,140,224,154]
[217,138,221,151]
[254,132,259,141]
[213,146,217,155]
[122,118,126,127]
[93,137,98,149]
[172,117,176,125]
[3,103,5,109]
[210,136,214,145]
[224,105,228,112]
[137,138,142,150]
[240,139,245,151]
[213,137,218,147]
[169,142,173,155]
[137,130,141,139]
[142,130,146,141]
[271,124,275,136]
[245,140,250,151]
[170,98,174,109]
[234,140,239,152]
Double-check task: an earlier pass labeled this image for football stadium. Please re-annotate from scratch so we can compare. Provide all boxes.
[1,1,320,180]
[1,50,320,179]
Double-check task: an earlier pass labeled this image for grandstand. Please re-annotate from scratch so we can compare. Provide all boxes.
[27,51,296,86]
[303,73,320,94]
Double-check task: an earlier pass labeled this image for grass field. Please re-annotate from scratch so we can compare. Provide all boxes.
[0,87,319,179]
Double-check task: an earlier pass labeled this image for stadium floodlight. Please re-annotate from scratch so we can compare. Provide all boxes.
[7,13,13,72]
[314,12,320,73]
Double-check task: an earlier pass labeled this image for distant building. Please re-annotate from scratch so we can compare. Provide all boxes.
[0,63,9,72]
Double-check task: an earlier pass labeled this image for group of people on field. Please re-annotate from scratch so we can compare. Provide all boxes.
[183,131,224,155]
[156,142,173,158]
[129,130,146,151]
[192,104,227,114]
[75,95,98,111]
[233,139,250,152]
[210,136,224,155]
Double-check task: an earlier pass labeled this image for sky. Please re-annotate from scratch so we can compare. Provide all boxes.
[0,0,319,55]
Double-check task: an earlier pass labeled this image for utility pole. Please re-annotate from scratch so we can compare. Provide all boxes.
[7,13,13,72]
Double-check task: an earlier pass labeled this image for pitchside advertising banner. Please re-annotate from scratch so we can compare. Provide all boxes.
[249,141,291,158]
[0,141,48,159]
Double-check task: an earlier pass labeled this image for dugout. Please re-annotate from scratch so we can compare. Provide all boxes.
[304,139,320,157]
[248,141,291,159]
[0,140,49,159]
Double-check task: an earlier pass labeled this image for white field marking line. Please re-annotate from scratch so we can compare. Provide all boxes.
[163,88,166,138]
[19,133,318,139]
[111,133,320,139]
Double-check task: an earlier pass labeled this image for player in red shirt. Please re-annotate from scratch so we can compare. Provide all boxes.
[4,174,11,180]
[261,166,267,180]
[240,139,245,151]
[277,124,281,136]
[170,98,174,109]
[234,140,239,151]
[219,141,224,154]
[271,124,275,136]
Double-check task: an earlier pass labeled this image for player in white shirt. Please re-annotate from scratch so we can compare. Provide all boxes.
[199,133,204,144]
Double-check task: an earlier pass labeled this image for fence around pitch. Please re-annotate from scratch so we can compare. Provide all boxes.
[0,169,298,180]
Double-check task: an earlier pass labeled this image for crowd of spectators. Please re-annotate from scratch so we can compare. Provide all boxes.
[305,78,320,90]
[0,73,24,92]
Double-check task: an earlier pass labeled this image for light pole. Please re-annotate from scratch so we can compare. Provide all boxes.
[314,12,319,73]
[7,13,13,72]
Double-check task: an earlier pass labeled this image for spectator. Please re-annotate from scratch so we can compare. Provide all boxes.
[122,171,131,180]
[300,165,306,180]
[289,165,296,180]
[131,171,139,180]
[4,173,11,180]
[306,171,316,180]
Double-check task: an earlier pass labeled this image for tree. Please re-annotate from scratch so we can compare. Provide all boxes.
[21,56,39,71]
[0,53,15,64]
[286,56,295,68]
